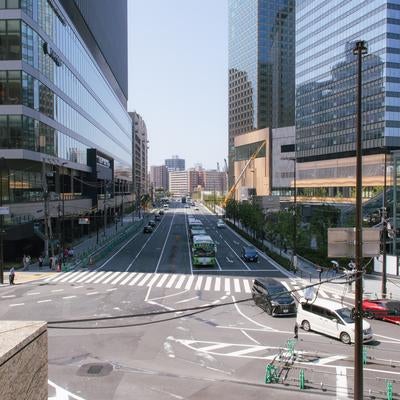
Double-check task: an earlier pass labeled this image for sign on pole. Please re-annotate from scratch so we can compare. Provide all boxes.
[78,217,90,225]
[0,206,10,215]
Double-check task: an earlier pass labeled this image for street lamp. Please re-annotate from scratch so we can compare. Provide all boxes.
[353,39,368,400]
[61,162,67,258]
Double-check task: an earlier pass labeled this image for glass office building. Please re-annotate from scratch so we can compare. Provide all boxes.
[296,0,400,162]
[228,0,295,185]
[0,0,131,257]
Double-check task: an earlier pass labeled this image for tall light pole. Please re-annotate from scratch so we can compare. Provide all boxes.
[0,157,5,284]
[353,39,367,400]
[61,162,67,257]
[382,152,388,298]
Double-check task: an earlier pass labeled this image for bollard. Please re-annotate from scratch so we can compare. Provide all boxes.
[387,380,393,400]
[287,339,295,356]
[265,364,279,384]
[299,369,305,390]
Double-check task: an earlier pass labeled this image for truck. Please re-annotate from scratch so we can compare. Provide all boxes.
[181,196,186,204]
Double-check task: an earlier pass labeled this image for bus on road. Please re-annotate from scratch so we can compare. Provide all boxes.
[192,235,217,266]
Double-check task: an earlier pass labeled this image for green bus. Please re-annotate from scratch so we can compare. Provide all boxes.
[192,235,217,266]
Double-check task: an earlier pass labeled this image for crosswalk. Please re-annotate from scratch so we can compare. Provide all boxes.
[43,271,353,301]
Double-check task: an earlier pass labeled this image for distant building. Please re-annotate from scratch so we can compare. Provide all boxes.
[203,170,228,194]
[150,165,169,191]
[130,112,148,196]
[165,155,185,172]
[169,171,189,197]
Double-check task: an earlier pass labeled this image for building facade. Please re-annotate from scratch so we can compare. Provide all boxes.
[130,112,148,197]
[228,0,295,185]
[169,170,188,197]
[150,165,168,191]
[202,170,228,194]
[0,0,132,259]
[165,155,185,172]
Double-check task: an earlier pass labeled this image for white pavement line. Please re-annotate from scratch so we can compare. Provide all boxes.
[62,296,77,299]
[185,275,195,290]
[194,275,203,290]
[240,329,260,345]
[1,294,16,298]
[59,272,80,283]
[107,288,117,292]
[156,274,169,287]
[9,303,24,307]
[233,278,241,293]
[184,208,193,275]
[111,272,128,285]
[137,273,152,287]
[120,272,136,285]
[102,272,121,284]
[204,276,212,291]
[166,274,178,288]
[224,278,231,293]
[76,271,96,283]
[222,238,251,271]
[243,279,252,294]
[155,209,176,273]
[198,343,232,352]
[149,289,188,302]
[129,272,144,286]
[315,355,347,366]
[215,258,222,271]
[74,285,84,289]
[93,271,113,284]
[96,228,143,271]
[214,277,221,292]
[84,271,104,283]
[147,274,160,287]
[227,346,266,357]
[86,291,99,296]
[27,292,40,296]
[46,271,73,282]
[38,299,52,303]
[336,366,348,399]
[175,275,186,289]
[51,289,64,293]
[68,271,91,283]
[175,296,199,304]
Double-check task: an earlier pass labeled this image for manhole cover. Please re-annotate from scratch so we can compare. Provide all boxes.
[78,363,113,377]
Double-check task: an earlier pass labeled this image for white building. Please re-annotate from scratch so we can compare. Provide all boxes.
[169,171,189,197]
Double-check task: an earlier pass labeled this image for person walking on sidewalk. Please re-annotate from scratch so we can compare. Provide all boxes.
[49,255,54,270]
[9,267,15,285]
[38,255,43,268]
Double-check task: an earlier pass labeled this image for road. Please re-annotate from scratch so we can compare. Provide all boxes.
[1,201,399,399]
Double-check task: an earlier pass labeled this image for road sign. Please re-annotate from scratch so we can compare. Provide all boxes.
[78,217,90,225]
[328,227,381,258]
[0,206,10,215]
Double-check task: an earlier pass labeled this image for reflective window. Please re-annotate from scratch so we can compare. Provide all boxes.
[0,20,21,60]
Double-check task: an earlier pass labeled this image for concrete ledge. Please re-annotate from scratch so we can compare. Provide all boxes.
[0,321,47,400]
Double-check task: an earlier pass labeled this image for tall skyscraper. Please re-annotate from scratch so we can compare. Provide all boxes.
[228,0,295,185]
[165,155,185,172]
[296,0,400,162]
[150,165,169,191]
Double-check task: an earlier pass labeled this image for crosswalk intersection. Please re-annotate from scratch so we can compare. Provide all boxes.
[43,271,354,301]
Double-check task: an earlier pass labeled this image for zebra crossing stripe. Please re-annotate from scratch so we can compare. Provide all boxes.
[185,275,195,290]
[224,278,230,293]
[85,271,104,283]
[175,275,186,289]
[137,273,152,286]
[69,271,90,283]
[103,272,120,284]
[204,276,212,291]
[111,272,128,285]
[129,273,144,286]
[243,279,251,294]
[46,271,73,282]
[59,272,79,283]
[147,274,160,287]
[120,272,136,285]
[93,271,113,284]
[214,277,221,291]
[156,274,169,287]
[77,271,96,283]
[233,279,241,293]
[166,275,177,288]
[194,276,203,290]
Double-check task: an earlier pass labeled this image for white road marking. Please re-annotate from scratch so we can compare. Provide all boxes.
[243,279,252,294]
[226,257,233,263]
[73,285,84,289]
[62,296,77,300]
[227,346,266,357]
[184,209,193,275]
[233,278,241,293]
[38,299,52,303]
[120,272,136,285]
[155,210,177,273]
[84,271,105,283]
[314,355,347,365]
[198,343,231,352]
[46,271,73,282]
[27,292,40,296]
[214,277,221,291]
[166,274,178,288]
[76,272,96,283]
[215,258,222,271]
[175,275,186,289]
[9,303,24,307]
[147,274,160,287]
[51,289,64,293]
[86,291,99,296]
[2,294,16,298]
[129,273,144,286]
[93,271,113,284]
[240,329,260,345]
[336,366,348,399]
[204,276,212,291]
[137,274,152,287]
[69,271,90,283]
[175,296,199,304]
[111,272,128,285]
[194,276,203,290]
[222,239,250,270]
[185,275,195,290]
[106,288,117,292]
[102,272,121,284]
[156,274,169,287]
[224,278,231,293]
[59,272,80,283]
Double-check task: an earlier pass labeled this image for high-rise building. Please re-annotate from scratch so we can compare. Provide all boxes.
[169,171,189,197]
[228,0,295,185]
[165,155,185,172]
[0,0,132,259]
[295,1,400,161]
[130,112,148,196]
[203,170,228,194]
[150,165,168,191]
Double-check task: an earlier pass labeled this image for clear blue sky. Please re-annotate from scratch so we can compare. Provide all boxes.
[127,0,228,171]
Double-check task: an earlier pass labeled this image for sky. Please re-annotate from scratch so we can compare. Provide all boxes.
[127,0,228,171]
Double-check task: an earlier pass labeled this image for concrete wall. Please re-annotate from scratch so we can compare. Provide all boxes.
[0,321,47,400]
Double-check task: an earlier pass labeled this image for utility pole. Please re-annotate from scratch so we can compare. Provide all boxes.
[103,180,107,237]
[0,157,5,284]
[382,152,387,298]
[61,162,67,256]
[41,159,49,260]
[293,157,297,271]
[353,40,367,400]
[120,180,124,226]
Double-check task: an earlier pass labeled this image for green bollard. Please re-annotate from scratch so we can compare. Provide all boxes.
[363,346,368,365]
[265,364,279,384]
[287,339,296,356]
[299,369,305,390]
[387,380,393,400]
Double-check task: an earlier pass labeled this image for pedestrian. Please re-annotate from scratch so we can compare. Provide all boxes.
[38,255,43,268]
[57,256,62,272]
[49,255,54,270]
[294,321,299,339]
[25,255,31,269]
[317,265,322,282]
[9,267,15,285]
[22,254,26,269]
[68,248,74,258]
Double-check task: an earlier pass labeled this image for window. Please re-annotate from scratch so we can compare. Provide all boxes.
[7,20,21,59]
[7,70,21,104]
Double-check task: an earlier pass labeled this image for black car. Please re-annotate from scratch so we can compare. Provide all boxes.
[252,278,296,316]
[143,225,153,233]
[155,214,161,221]
[242,246,258,262]
[159,210,164,215]
[148,220,156,227]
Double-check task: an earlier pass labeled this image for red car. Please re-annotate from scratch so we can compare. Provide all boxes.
[362,299,400,324]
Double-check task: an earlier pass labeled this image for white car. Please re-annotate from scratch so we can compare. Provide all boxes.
[216,219,225,228]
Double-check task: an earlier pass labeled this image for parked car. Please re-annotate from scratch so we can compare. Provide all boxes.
[148,220,156,227]
[159,210,164,215]
[143,225,153,234]
[362,299,400,324]
[252,278,296,316]
[155,214,161,221]
[216,219,225,228]
[163,204,169,209]
[297,298,373,344]
[242,246,258,262]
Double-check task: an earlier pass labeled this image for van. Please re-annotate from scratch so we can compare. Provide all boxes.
[296,298,373,344]
[252,278,296,316]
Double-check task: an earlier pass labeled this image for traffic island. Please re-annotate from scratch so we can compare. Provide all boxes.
[0,321,47,400]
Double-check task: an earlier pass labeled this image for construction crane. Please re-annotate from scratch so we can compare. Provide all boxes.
[223,140,266,208]
[224,159,228,172]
